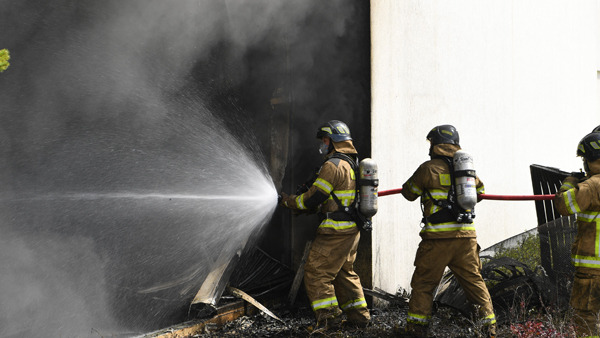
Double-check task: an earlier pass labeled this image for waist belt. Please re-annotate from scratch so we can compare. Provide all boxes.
[322,211,354,222]
[424,207,456,224]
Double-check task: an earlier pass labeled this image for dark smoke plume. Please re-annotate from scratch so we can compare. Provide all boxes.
[0,0,369,336]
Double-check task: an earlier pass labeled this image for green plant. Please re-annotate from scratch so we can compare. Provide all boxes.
[0,49,10,72]
[481,233,542,287]
[493,233,541,269]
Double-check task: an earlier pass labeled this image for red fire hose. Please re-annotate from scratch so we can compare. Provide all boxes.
[377,188,404,197]
[478,194,554,201]
[377,188,555,201]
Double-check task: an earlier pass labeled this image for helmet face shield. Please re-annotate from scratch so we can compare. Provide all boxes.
[318,141,331,155]
[316,120,352,142]
[316,126,332,140]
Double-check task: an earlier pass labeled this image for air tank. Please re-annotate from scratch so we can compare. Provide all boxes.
[358,158,378,218]
[453,150,477,213]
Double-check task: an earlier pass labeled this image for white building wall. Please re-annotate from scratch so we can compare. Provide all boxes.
[597,0,600,118]
[371,1,600,294]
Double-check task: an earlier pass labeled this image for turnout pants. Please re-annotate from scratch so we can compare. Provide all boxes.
[303,231,370,324]
[407,238,496,330]
[571,271,600,337]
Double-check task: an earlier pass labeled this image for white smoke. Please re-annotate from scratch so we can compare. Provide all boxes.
[0,0,360,335]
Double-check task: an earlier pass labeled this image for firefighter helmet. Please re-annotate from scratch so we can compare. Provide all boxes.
[427,125,460,146]
[577,132,600,161]
[592,125,600,133]
[316,120,352,142]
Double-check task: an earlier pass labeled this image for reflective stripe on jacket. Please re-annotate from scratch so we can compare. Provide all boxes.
[282,141,359,235]
[315,156,358,233]
[401,144,484,239]
[554,172,600,272]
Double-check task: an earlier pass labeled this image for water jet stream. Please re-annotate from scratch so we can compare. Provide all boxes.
[14,192,275,202]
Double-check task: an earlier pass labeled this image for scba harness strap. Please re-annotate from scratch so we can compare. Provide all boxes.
[422,155,473,225]
[326,153,372,231]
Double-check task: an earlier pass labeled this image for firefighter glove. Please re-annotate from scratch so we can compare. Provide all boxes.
[279,192,290,207]
[559,176,580,192]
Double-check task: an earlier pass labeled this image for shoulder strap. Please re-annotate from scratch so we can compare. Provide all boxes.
[329,152,358,171]
[431,155,453,169]
[430,155,455,202]
[327,152,359,209]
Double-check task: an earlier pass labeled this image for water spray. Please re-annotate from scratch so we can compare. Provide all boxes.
[12,192,276,202]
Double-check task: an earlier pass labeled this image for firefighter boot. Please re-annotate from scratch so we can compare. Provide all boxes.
[308,307,343,333]
[405,321,429,337]
[481,323,496,338]
[392,322,419,337]
[344,308,370,328]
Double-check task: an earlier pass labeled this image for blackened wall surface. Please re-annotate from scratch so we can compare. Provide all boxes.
[209,1,372,283]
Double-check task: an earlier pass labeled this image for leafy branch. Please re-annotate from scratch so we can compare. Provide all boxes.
[0,49,10,72]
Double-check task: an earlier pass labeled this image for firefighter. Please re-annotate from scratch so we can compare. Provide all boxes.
[400,125,496,337]
[279,120,370,330]
[553,132,600,337]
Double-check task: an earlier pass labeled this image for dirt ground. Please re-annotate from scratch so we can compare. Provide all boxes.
[195,303,515,337]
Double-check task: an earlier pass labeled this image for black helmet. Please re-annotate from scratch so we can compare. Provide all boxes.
[592,125,600,133]
[577,132,600,161]
[426,125,459,146]
[316,120,352,142]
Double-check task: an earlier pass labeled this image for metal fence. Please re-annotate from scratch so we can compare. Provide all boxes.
[530,164,577,296]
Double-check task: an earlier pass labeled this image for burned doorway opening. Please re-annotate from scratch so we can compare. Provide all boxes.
[186,0,372,324]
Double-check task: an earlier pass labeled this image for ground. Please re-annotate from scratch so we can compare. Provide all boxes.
[193,303,535,337]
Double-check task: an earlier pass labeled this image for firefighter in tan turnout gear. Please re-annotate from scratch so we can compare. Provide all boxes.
[401,125,496,337]
[554,131,600,337]
[279,120,370,330]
